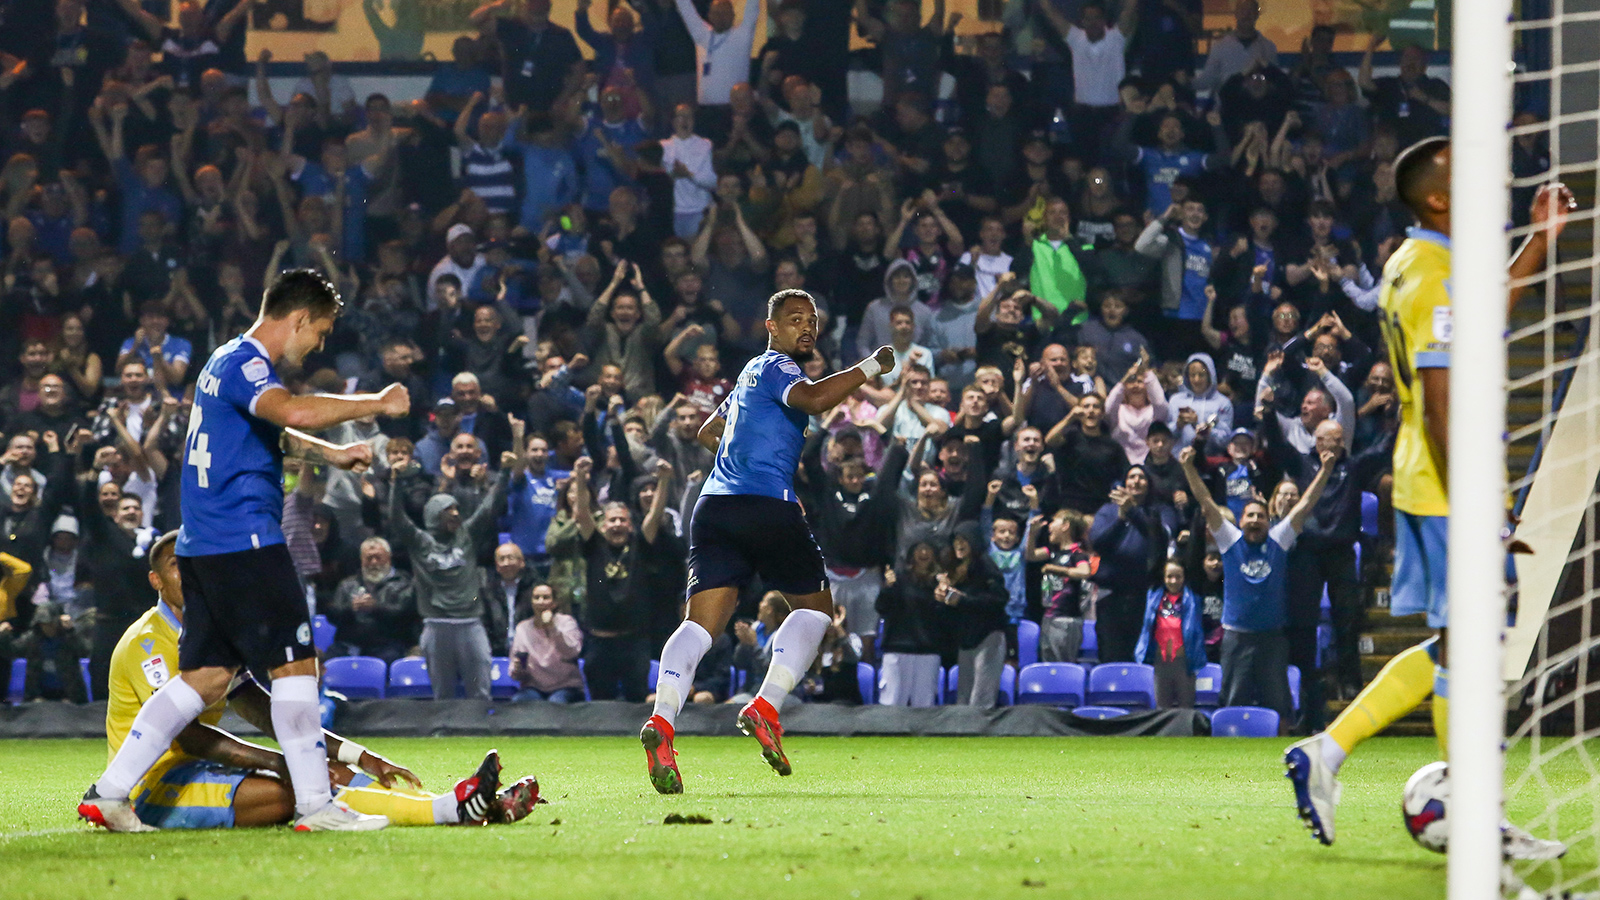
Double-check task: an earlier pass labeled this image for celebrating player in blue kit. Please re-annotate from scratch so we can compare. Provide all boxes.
[640,289,897,794]
[79,269,412,832]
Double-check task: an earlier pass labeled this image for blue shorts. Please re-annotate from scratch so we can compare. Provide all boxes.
[132,759,250,829]
[687,494,828,598]
[1392,511,1448,629]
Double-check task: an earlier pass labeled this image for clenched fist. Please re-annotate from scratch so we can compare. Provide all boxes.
[377,383,411,418]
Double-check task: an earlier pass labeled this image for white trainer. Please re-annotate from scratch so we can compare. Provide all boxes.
[292,800,389,832]
[78,786,157,833]
[1502,820,1567,861]
[1284,736,1342,846]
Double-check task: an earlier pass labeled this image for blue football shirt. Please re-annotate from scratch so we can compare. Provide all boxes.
[1215,519,1297,632]
[176,336,290,557]
[700,350,810,502]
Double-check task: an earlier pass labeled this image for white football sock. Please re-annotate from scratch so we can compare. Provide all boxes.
[433,791,459,824]
[96,676,208,800]
[756,608,831,709]
[271,675,334,817]
[653,621,713,728]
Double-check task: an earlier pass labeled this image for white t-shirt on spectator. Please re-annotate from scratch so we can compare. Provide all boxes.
[958,249,1015,301]
[892,400,953,444]
[885,344,936,387]
[1065,26,1126,108]
[660,134,716,215]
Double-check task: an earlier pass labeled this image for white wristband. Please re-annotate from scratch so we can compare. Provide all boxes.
[336,741,368,766]
[857,357,883,379]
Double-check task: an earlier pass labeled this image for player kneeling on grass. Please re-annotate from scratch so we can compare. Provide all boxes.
[100,531,541,830]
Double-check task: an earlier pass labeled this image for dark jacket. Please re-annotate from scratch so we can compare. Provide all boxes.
[944,521,1010,651]
[479,566,537,656]
[1050,426,1130,514]
[0,607,90,703]
[76,479,158,625]
[326,568,418,659]
[1265,424,1393,549]
[1089,497,1177,591]
[800,433,908,568]
[876,569,954,656]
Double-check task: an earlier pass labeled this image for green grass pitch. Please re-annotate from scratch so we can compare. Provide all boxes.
[0,735,1588,900]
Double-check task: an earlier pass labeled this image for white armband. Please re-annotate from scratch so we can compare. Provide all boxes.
[336,740,369,766]
[857,357,884,379]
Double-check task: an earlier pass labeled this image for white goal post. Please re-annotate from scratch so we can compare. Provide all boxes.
[1448,0,1512,897]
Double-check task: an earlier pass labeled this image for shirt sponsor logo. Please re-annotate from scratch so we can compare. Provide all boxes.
[1239,557,1272,580]
[242,357,271,383]
[141,654,169,688]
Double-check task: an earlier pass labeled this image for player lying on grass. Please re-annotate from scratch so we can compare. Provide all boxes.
[100,530,540,830]
[1283,136,1571,860]
[640,288,898,793]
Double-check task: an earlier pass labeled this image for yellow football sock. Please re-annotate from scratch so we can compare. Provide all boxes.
[336,784,443,826]
[1325,640,1436,754]
[1431,667,1449,760]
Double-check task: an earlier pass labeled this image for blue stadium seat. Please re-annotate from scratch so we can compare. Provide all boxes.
[648,659,660,691]
[312,615,336,653]
[1194,663,1223,708]
[1211,706,1281,737]
[1016,663,1086,708]
[490,657,517,699]
[856,662,875,704]
[942,664,1017,706]
[324,656,386,699]
[1016,619,1040,668]
[80,658,92,702]
[1080,620,1099,663]
[576,658,592,702]
[6,657,23,704]
[1287,665,1301,712]
[1072,705,1129,720]
[1361,491,1379,537]
[387,657,432,698]
[1086,663,1156,709]
[935,667,946,706]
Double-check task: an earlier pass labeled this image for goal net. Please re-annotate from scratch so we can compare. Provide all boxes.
[1494,1,1600,897]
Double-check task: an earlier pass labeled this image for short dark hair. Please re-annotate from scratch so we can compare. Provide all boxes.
[261,268,343,320]
[767,288,815,320]
[148,530,180,570]
[1393,136,1451,218]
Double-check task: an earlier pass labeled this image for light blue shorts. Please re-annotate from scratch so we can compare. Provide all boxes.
[132,759,249,829]
[1391,511,1448,629]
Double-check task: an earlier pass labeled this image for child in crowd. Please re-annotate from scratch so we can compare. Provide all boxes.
[981,478,1033,625]
[1067,345,1107,398]
[1133,561,1205,708]
[1035,510,1092,663]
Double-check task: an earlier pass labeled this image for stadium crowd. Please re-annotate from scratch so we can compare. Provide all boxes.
[0,0,1508,731]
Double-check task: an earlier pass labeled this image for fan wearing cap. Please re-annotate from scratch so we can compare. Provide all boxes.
[40,514,89,620]
[427,223,488,306]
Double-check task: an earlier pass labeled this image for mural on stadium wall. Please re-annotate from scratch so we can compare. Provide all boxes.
[240,0,1440,64]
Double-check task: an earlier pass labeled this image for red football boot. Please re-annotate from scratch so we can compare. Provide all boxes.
[736,697,791,776]
[640,715,683,794]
